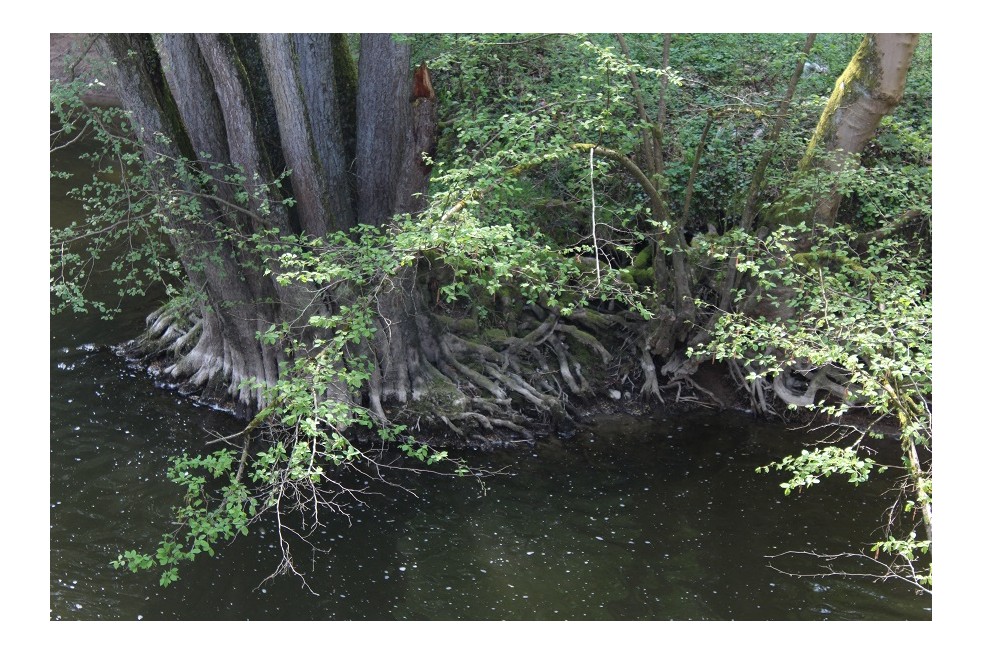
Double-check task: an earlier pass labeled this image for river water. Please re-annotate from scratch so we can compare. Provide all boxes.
[50,134,930,621]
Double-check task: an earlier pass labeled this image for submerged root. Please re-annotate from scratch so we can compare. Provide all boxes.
[124,300,275,417]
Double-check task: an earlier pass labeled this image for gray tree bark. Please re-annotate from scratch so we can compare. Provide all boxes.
[106,34,285,414]
[105,33,438,418]
[259,34,357,235]
[356,34,412,227]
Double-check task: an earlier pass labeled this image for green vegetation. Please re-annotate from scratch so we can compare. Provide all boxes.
[52,33,931,592]
[692,221,931,590]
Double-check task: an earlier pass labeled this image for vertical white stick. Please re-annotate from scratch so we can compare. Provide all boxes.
[590,147,600,285]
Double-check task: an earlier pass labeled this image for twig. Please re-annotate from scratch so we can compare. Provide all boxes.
[765,549,931,595]
[589,147,601,285]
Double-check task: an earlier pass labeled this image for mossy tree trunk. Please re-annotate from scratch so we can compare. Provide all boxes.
[799,33,920,226]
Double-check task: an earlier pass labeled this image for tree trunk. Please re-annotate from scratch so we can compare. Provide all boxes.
[105,34,286,415]
[800,33,919,225]
[99,33,664,441]
[258,33,357,235]
[716,34,816,315]
[356,34,412,227]
[105,33,439,419]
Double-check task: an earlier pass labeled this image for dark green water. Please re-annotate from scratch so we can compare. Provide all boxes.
[50,136,931,621]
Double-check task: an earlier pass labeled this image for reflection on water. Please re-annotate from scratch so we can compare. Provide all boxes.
[50,132,930,621]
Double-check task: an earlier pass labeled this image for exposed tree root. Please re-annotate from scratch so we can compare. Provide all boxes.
[772,364,861,408]
[680,374,726,409]
[123,283,756,449]
[123,298,278,415]
[639,347,664,403]
[554,323,612,364]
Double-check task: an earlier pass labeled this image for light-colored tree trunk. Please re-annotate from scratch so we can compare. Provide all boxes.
[802,33,919,225]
